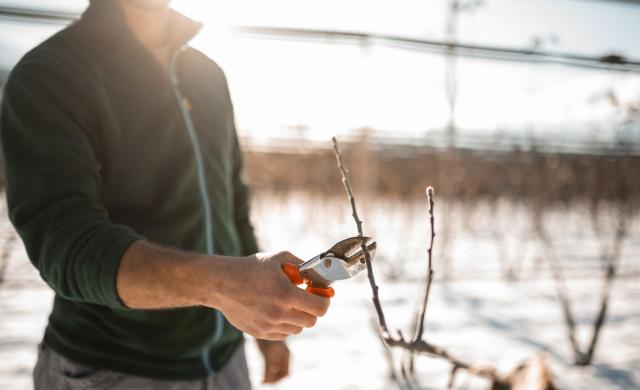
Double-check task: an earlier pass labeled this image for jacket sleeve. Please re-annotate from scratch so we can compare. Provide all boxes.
[0,57,141,309]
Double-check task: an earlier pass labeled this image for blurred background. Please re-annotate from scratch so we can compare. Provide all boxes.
[0,0,639,389]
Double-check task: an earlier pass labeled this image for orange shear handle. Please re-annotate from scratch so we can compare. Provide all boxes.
[282,263,335,298]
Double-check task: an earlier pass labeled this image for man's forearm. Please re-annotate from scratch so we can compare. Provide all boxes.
[115,241,331,340]
[116,240,229,309]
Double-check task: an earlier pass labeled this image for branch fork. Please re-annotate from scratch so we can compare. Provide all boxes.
[331,137,551,389]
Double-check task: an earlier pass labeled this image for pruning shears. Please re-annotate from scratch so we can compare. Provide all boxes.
[282,236,377,298]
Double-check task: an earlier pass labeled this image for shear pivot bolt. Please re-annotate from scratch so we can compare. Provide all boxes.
[324,259,332,268]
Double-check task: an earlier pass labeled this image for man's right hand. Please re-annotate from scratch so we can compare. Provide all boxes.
[116,241,329,339]
[203,251,331,340]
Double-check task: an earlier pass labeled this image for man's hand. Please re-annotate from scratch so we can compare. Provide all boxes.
[204,251,331,340]
[257,339,290,384]
[117,242,330,339]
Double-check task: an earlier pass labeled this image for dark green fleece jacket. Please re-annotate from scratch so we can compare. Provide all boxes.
[0,1,258,380]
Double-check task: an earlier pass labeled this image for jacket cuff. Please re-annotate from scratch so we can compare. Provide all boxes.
[98,226,143,310]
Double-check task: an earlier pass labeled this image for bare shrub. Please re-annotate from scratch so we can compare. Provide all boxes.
[331,137,554,389]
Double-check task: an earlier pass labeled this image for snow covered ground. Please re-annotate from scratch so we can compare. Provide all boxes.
[1,194,639,389]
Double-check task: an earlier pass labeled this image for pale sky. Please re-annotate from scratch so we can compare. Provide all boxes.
[1,0,639,144]
[173,0,640,143]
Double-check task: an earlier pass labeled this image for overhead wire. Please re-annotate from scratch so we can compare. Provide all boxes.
[233,26,640,74]
[1,5,639,73]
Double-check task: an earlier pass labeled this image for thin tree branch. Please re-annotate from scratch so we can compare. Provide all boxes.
[332,137,389,335]
[534,215,584,363]
[584,205,631,363]
[447,365,459,390]
[373,318,399,382]
[331,137,506,385]
[535,204,631,366]
[414,187,436,343]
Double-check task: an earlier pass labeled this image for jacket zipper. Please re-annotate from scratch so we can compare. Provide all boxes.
[170,47,224,374]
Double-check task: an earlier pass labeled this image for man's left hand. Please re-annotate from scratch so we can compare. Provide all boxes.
[256,339,290,384]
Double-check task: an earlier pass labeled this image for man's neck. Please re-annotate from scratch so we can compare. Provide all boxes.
[117,0,173,67]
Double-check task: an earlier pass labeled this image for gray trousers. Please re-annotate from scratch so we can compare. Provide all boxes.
[33,343,252,390]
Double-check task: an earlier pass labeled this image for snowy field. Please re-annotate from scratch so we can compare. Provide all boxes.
[1,193,639,389]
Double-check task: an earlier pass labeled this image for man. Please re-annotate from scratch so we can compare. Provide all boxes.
[0,0,330,388]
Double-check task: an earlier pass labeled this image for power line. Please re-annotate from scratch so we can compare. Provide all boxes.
[0,6,78,24]
[1,6,639,73]
[234,26,640,73]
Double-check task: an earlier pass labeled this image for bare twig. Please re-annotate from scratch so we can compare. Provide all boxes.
[414,187,436,343]
[405,308,420,376]
[585,204,630,363]
[331,137,507,385]
[447,365,459,389]
[535,215,583,363]
[373,318,399,382]
[332,137,389,335]
[535,204,631,366]
[404,340,416,378]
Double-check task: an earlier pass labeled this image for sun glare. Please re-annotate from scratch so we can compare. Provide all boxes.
[170,0,640,143]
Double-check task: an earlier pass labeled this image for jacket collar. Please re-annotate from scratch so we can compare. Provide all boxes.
[77,1,202,56]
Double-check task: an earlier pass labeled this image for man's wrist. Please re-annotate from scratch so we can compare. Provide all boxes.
[116,240,244,310]
[184,254,248,309]
[171,254,214,307]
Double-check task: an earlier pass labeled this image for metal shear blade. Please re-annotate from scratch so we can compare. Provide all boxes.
[299,236,376,287]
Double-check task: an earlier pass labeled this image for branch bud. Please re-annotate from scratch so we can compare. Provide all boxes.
[426,186,434,200]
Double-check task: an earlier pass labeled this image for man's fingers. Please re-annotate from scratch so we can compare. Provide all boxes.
[281,358,289,379]
[264,369,281,384]
[262,344,290,384]
[264,364,287,384]
[278,351,290,380]
[282,309,318,328]
[290,288,330,317]
[276,251,304,266]
[263,365,282,384]
[273,323,303,335]
[263,373,276,384]
[262,333,288,341]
